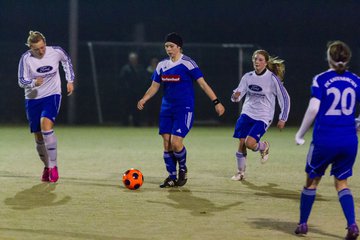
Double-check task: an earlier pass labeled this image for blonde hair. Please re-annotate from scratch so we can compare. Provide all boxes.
[26,31,46,47]
[327,40,351,73]
[252,49,285,81]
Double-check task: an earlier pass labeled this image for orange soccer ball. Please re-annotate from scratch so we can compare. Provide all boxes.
[122,168,144,190]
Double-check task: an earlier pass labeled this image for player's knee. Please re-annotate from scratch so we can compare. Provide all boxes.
[245,140,257,150]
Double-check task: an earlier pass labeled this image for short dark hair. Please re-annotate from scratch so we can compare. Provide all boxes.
[164,32,183,48]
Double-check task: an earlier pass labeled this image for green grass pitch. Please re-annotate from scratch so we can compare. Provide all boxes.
[1,126,359,240]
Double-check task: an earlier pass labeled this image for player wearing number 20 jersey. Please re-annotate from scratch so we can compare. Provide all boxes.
[295,41,360,239]
[311,69,360,145]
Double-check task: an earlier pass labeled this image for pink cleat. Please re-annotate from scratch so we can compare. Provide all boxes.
[41,167,50,182]
[49,166,59,183]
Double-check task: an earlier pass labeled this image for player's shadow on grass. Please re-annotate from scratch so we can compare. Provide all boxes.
[148,188,242,216]
[241,181,328,202]
[249,218,342,239]
[0,227,144,240]
[4,183,71,210]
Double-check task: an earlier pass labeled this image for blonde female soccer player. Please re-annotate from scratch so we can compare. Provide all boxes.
[18,31,74,182]
[230,49,290,180]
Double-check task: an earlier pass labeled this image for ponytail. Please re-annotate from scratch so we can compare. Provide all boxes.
[267,57,285,82]
[327,41,351,73]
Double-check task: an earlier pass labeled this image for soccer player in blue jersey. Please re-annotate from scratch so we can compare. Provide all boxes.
[137,32,225,188]
[18,31,75,183]
[294,41,359,239]
[230,50,290,180]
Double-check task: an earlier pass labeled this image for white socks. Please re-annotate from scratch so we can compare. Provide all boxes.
[42,130,57,168]
[36,139,49,167]
[236,151,246,172]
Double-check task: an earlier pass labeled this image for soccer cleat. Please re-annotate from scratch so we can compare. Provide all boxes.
[177,167,188,187]
[49,166,59,183]
[345,224,359,240]
[260,141,270,164]
[159,177,177,188]
[294,223,308,235]
[231,171,245,181]
[41,167,50,182]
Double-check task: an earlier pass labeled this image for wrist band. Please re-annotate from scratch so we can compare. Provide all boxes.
[213,98,220,106]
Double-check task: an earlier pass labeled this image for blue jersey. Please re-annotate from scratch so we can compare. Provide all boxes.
[152,54,203,108]
[311,69,360,145]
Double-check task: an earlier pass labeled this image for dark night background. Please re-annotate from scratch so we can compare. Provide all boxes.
[1,0,360,126]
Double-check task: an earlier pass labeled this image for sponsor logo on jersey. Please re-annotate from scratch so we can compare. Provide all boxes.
[162,75,180,82]
[36,66,53,73]
[249,84,262,92]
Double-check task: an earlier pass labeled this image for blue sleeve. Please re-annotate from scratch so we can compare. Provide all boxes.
[152,70,161,83]
[311,76,322,100]
[190,68,203,81]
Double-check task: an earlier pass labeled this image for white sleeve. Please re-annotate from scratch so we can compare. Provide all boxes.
[231,75,247,102]
[295,97,320,145]
[54,47,75,82]
[18,54,35,89]
[272,76,290,121]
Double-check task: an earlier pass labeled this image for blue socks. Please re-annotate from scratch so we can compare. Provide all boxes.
[339,188,356,227]
[163,151,177,180]
[163,147,187,180]
[174,147,187,171]
[299,187,356,227]
[299,187,316,224]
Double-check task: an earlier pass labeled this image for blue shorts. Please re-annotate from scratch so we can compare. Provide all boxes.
[306,142,358,180]
[159,105,194,138]
[233,114,268,142]
[25,94,61,133]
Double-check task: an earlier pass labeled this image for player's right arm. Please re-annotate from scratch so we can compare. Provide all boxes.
[231,75,247,102]
[137,81,160,110]
[295,97,320,145]
[18,54,34,88]
[18,53,44,89]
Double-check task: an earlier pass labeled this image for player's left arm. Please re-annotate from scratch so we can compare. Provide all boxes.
[54,46,75,96]
[273,76,290,129]
[196,77,225,116]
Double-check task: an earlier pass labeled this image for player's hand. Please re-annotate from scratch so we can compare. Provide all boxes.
[34,77,44,86]
[295,134,305,145]
[277,120,286,130]
[67,82,74,96]
[215,103,225,116]
[231,91,241,102]
[137,99,146,110]
[355,118,360,133]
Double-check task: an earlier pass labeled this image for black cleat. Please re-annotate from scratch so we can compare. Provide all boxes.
[159,177,177,188]
[177,167,188,187]
[346,224,359,240]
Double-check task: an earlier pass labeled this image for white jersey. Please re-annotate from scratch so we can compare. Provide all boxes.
[18,46,75,99]
[234,69,290,125]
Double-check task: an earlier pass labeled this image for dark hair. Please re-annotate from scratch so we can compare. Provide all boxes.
[164,32,183,48]
[327,40,351,73]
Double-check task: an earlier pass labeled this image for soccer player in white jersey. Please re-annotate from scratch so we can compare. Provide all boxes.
[230,49,290,180]
[137,32,225,188]
[18,31,75,183]
[294,41,359,239]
